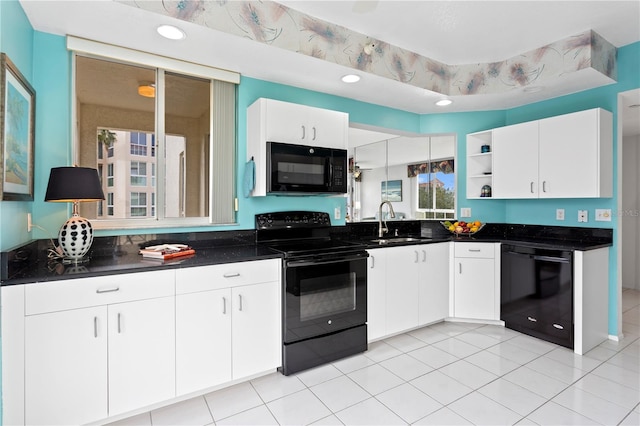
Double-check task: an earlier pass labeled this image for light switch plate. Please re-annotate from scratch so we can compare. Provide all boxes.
[578,210,588,222]
[556,209,565,220]
[334,206,341,220]
[595,209,612,221]
[460,208,472,218]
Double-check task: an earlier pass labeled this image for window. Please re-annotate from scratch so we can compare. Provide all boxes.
[97,141,104,160]
[107,193,114,216]
[130,161,147,186]
[97,164,104,217]
[107,164,114,187]
[130,192,147,217]
[415,160,455,219]
[130,132,148,156]
[72,37,238,228]
[412,135,456,220]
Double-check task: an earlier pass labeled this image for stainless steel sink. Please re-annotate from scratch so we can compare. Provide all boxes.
[370,237,425,244]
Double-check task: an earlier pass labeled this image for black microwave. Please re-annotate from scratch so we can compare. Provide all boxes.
[266,141,347,194]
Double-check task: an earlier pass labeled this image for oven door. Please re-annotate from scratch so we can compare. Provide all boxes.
[267,141,346,193]
[283,252,367,343]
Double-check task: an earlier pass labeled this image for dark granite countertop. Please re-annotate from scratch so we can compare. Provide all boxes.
[1,230,281,286]
[1,222,613,286]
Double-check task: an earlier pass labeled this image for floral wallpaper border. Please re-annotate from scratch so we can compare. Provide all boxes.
[120,1,617,96]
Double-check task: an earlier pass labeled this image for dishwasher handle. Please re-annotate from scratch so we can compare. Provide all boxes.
[532,255,570,263]
[504,249,571,264]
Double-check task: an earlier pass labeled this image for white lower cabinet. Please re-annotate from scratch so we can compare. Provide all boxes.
[231,282,281,379]
[5,260,282,425]
[107,297,175,416]
[175,259,281,396]
[385,245,421,335]
[176,288,232,394]
[419,243,450,325]
[367,249,387,341]
[452,243,500,321]
[25,306,108,425]
[22,270,176,425]
[367,242,450,341]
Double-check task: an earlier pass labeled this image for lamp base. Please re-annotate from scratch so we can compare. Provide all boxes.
[58,214,94,262]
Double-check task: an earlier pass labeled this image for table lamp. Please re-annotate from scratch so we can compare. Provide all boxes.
[45,166,105,263]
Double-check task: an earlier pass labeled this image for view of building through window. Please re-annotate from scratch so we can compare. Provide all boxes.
[417,166,455,219]
[96,129,186,219]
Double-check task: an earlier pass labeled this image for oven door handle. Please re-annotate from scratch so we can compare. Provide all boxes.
[286,253,368,267]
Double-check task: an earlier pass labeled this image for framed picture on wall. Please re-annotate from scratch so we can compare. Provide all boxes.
[381,179,402,202]
[1,52,36,201]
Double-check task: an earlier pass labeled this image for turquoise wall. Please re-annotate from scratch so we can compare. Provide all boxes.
[0,0,34,251]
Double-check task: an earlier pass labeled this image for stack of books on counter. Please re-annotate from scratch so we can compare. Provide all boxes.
[139,244,195,260]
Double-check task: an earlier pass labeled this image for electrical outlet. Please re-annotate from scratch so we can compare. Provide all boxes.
[578,210,588,223]
[334,206,341,220]
[460,208,472,218]
[595,209,612,221]
[556,209,565,220]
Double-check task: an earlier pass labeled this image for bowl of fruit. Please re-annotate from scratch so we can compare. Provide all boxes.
[441,220,484,237]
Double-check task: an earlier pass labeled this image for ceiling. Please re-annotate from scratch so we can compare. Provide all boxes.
[19,0,640,134]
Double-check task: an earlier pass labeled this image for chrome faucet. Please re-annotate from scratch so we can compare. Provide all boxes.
[378,200,396,238]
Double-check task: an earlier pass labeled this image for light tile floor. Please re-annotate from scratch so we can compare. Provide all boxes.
[109,289,640,425]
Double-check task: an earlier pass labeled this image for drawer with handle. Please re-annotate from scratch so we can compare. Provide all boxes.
[454,242,495,258]
[176,259,280,295]
[25,270,175,315]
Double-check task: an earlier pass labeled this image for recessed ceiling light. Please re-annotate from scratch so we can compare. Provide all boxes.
[523,86,543,94]
[157,24,186,40]
[341,74,361,83]
[435,99,452,106]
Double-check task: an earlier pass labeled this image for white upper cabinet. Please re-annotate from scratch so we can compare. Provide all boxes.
[485,108,612,199]
[247,98,349,196]
[538,108,613,198]
[492,121,539,198]
[249,98,348,149]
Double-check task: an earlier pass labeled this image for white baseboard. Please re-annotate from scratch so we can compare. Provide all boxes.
[608,333,624,342]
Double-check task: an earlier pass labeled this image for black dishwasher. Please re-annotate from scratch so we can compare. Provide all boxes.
[501,244,573,349]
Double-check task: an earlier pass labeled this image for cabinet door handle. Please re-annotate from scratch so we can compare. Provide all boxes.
[96,287,119,294]
[301,125,306,139]
[94,316,98,338]
[117,313,122,333]
[459,263,462,274]
[414,251,419,263]
[238,294,243,311]
[312,127,317,140]
[222,297,227,315]
[527,316,537,322]
[422,250,427,262]
[223,272,240,278]
[542,181,547,192]
[530,182,534,193]
[370,256,375,268]
[468,248,481,252]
